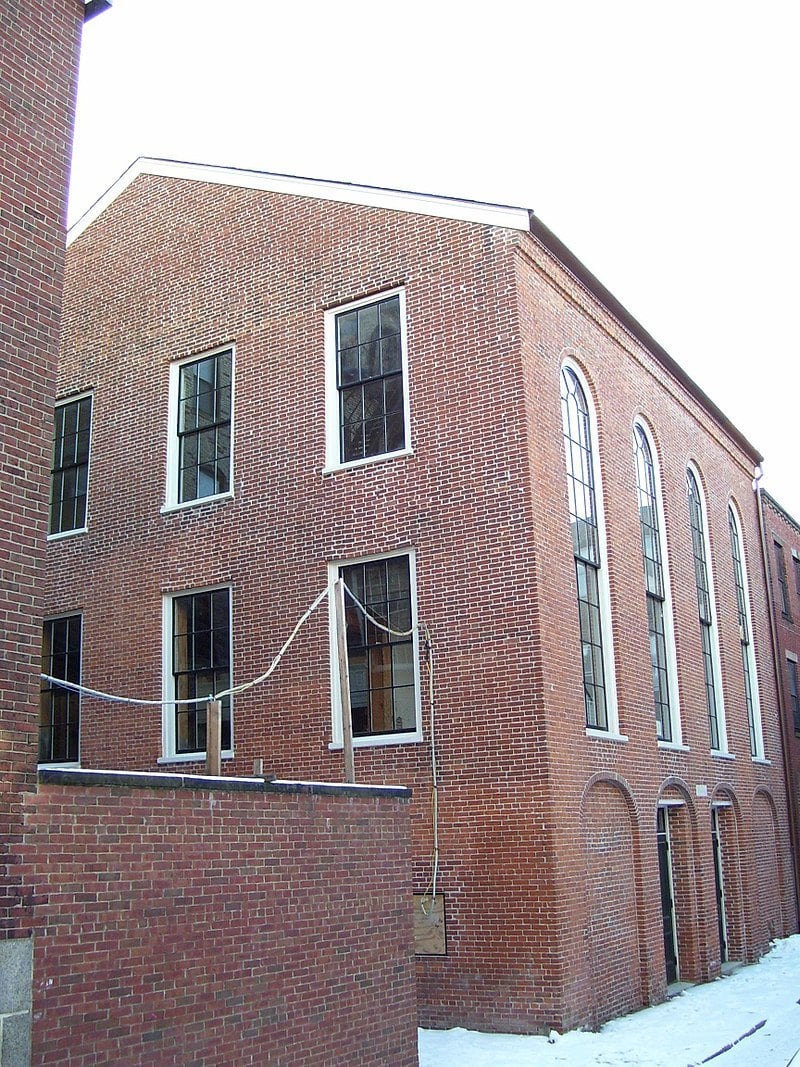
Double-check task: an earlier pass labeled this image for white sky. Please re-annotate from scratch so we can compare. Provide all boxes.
[70,0,799,518]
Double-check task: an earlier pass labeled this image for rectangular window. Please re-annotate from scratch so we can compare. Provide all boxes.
[793,552,800,598]
[40,616,81,763]
[164,587,232,756]
[166,348,233,507]
[787,657,800,734]
[332,552,420,742]
[49,393,92,535]
[325,290,410,469]
[774,540,791,619]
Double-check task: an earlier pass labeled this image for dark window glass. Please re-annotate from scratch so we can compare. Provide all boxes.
[687,469,721,749]
[40,616,81,762]
[336,294,405,463]
[172,589,231,753]
[50,395,92,534]
[178,351,232,503]
[793,554,800,598]
[773,541,792,619]
[561,367,608,730]
[340,556,416,737]
[634,425,672,741]
[788,659,800,733]
[728,507,759,755]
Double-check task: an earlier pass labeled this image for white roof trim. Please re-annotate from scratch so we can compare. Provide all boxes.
[68,157,531,245]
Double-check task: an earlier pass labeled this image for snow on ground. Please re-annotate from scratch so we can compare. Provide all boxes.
[419,935,800,1066]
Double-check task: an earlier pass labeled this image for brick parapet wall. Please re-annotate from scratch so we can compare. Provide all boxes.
[20,770,417,1066]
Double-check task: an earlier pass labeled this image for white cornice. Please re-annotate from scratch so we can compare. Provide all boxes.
[67,157,531,245]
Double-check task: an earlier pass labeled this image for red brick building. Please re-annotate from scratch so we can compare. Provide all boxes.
[48,158,797,1033]
[1,1,90,1058]
[760,490,800,900]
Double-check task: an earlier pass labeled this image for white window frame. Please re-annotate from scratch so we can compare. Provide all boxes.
[728,502,764,760]
[162,344,235,513]
[324,287,412,473]
[687,462,729,755]
[327,548,423,748]
[561,357,621,740]
[48,390,93,541]
[634,418,683,748]
[159,583,234,763]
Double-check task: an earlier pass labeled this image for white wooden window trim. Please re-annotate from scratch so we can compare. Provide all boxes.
[562,357,620,737]
[688,462,728,754]
[323,288,412,473]
[162,344,235,513]
[635,418,683,745]
[160,583,234,762]
[327,548,423,748]
[728,502,765,760]
[47,390,93,540]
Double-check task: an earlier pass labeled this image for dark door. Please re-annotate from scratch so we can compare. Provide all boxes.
[711,808,728,963]
[657,807,679,983]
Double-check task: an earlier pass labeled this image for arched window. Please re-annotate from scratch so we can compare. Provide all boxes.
[560,364,615,732]
[633,423,679,742]
[687,467,726,751]
[728,504,763,757]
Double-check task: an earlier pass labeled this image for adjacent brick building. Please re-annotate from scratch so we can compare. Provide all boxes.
[1,1,88,1058]
[4,9,419,1064]
[48,157,797,1033]
[760,490,800,899]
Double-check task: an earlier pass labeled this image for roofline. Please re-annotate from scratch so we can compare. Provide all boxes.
[67,157,762,465]
[67,157,531,245]
[528,214,763,465]
[761,489,800,535]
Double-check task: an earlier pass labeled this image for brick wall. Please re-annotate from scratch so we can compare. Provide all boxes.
[49,170,797,1033]
[760,492,800,919]
[0,0,82,938]
[20,770,417,1067]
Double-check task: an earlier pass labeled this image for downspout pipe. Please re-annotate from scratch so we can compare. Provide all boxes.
[755,471,800,930]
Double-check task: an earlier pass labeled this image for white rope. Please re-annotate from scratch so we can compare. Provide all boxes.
[341,581,416,637]
[340,583,441,913]
[213,585,329,700]
[39,675,187,706]
[41,578,444,912]
[40,585,330,706]
[418,622,440,915]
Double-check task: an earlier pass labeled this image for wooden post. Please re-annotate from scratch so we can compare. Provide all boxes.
[206,699,221,776]
[334,578,355,784]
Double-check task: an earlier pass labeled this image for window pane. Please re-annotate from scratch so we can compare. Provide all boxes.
[172,589,231,753]
[176,352,232,504]
[688,470,721,746]
[335,295,405,465]
[40,616,81,763]
[381,333,401,373]
[360,341,380,380]
[340,556,416,736]
[363,419,385,457]
[50,396,92,535]
[358,303,379,343]
[337,310,358,350]
[339,346,360,386]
